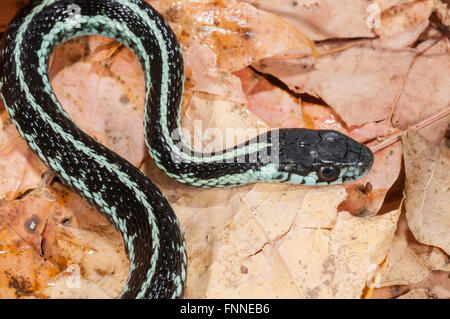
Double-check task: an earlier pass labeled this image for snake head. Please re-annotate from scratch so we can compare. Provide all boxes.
[273,129,374,185]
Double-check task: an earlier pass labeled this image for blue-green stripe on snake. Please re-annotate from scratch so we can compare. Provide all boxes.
[0,0,374,298]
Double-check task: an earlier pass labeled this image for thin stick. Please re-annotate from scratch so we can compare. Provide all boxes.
[370,107,450,153]
[386,39,442,127]
[264,42,363,61]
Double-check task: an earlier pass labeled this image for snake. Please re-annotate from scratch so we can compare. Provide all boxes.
[0,0,374,299]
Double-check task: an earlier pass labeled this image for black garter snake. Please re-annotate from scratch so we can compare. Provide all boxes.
[0,0,374,298]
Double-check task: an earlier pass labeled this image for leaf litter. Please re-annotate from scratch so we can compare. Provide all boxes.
[0,0,448,298]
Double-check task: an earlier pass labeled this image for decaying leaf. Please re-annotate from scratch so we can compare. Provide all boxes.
[0,184,128,299]
[403,130,450,255]
[183,93,269,152]
[239,0,376,41]
[380,211,449,288]
[339,141,402,216]
[396,288,432,299]
[150,0,315,72]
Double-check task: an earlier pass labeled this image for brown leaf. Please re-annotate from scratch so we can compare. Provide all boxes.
[240,0,376,41]
[1,0,446,299]
[380,213,432,286]
[340,142,402,216]
[380,211,449,289]
[376,0,433,40]
[150,0,314,72]
[51,48,147,168]
[234,67,304,128]
[0,188,54,252]
[0,108,47,200]
[403,130,450,255]
[0,173,129,299]
[253,39,450,144]
[184,42,247,104]
[0,0,27,33]
[373,270,450,299]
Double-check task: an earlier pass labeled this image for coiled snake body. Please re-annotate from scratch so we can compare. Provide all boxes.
[0,0,373,298]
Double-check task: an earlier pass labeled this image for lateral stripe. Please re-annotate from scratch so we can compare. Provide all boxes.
[13,0,160,297]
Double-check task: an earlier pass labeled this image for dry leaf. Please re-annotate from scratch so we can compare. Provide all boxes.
[51,51,147,168]
[180,184,401,298]
[380,213,432,286]
[234,67,304,128]
[375,0,433,39]
[339,141,402,216]
[183,93,269,152]
[184,42,247,104]
[0,184,128,299]
[240,0,376,41]
[150,0,315,72]
[253,39,450,144]
[0,108,46,199]
[373,270,450,299]
[0,0,448,299]
[403,130,450,255]
[279,193,400,298]
[396,288,432,299]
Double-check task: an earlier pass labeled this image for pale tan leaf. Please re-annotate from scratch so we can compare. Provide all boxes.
[44,224,128,298]
[0,110,47,200]
[397,288,431,299]
[380,214,432,286]
[183,93,269,153]
[51,61,147,167]
[180,183,401,298]
[184,42,247,104]
[403,130,450,255]
[240,0,376,41]
[375,0,433,40]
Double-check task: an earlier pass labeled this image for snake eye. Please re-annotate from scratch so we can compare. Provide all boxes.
[318,166,340,182]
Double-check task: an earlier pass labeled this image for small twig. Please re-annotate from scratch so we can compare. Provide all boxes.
[386,39,442,127]
[317,42,364,57]
[370,107,450,153]
[264,42,363,61]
